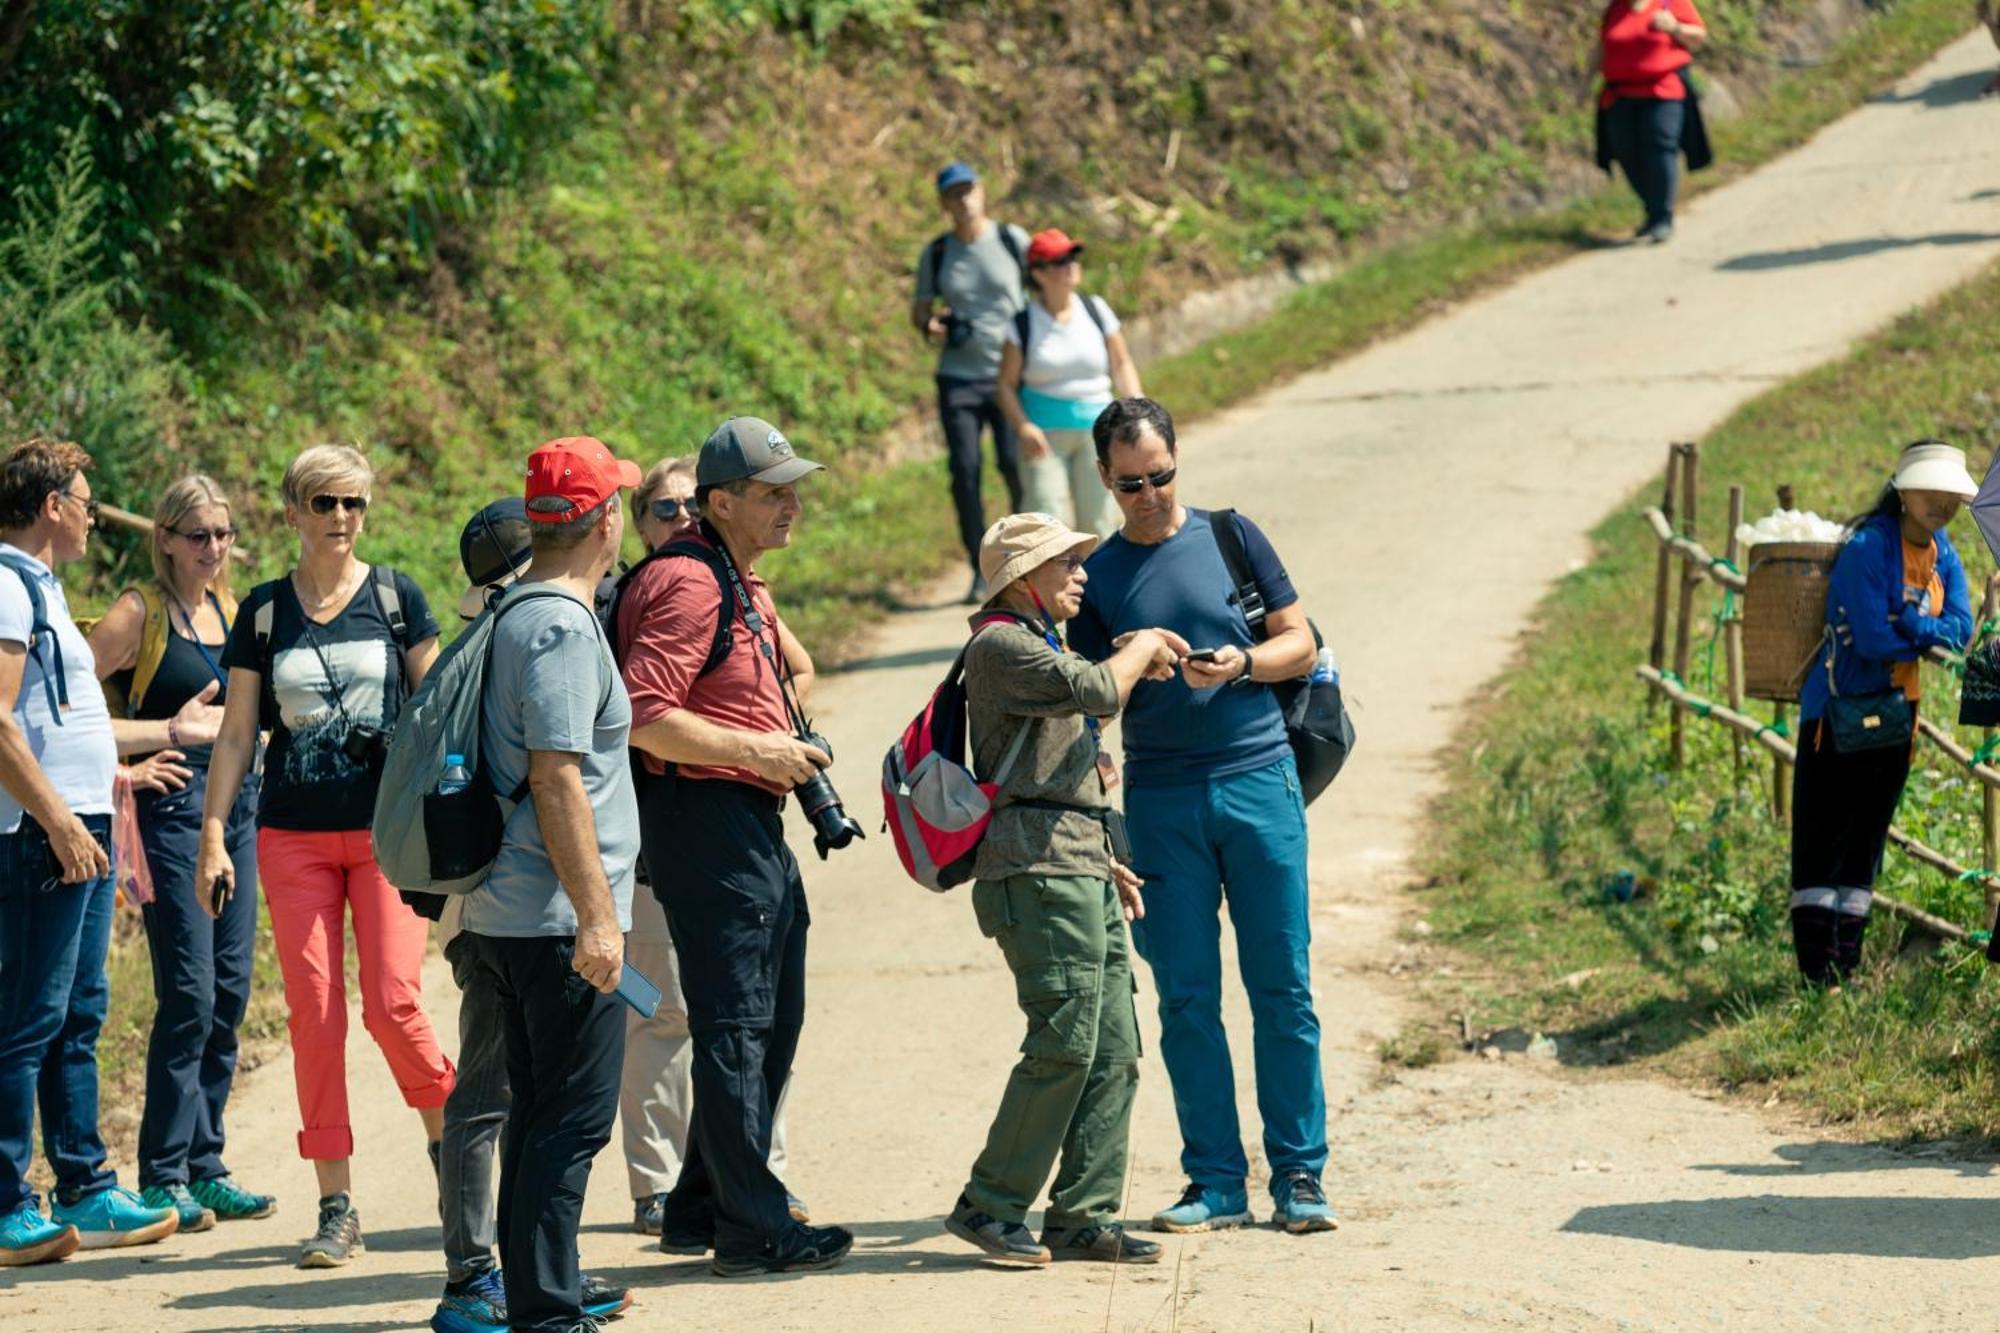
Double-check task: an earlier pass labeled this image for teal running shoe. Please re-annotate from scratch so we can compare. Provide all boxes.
[50,1185,179,1250]
[431,1268,507,1333]
[0,1202,80,1266]
[189,1175,277,1221]
[581,1273,631,1319]
[140,1183,215,1234]
[1150,1182,1253,1234]
[1270,1171,1338,1234]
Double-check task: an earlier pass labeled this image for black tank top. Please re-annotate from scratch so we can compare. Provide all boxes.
[113,600,230,766]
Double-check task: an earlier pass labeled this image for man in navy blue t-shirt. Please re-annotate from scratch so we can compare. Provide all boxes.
[1069,398,1336,1238]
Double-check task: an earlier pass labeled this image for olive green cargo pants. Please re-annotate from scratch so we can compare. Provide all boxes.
[965,874,1141,1228]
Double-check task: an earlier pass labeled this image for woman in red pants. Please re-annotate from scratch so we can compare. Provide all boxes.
[196,444,454,1268]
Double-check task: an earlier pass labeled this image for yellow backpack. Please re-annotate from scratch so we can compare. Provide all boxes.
[95,584,237,718]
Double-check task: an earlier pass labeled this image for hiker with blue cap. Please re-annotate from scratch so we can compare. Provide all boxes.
[912,161,1034,603]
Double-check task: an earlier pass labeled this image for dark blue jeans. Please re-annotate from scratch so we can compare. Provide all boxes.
[462,931,624,1332]
[1605,96,1686,230]
[136,773,259,1188]
[0,813,117,1210]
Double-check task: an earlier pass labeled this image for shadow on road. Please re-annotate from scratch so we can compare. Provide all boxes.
[1867,69,1994,110]
[833,643,962,675]
[1717,232,2000,272]
[1690,1140,1996,1179]
[1562,1194,2000,1257]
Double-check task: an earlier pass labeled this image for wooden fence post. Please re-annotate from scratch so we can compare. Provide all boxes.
[1647,445,1683,714]
[1772,481,1794,824]
[1670,443,1700,770]
[1725,484,1746,778]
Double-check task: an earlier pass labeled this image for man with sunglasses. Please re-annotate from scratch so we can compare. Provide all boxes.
[1069,398,1338,1239]
[0,439,182,1265]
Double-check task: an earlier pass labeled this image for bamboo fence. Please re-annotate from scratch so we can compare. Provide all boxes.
[1637,441,1996,944]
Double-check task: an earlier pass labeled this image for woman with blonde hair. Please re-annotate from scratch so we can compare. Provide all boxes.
[90,475,274,1235]
[196,445,453,1267]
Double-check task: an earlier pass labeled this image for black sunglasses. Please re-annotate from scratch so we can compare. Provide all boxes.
[649,497,700,522]
[60,487,100,522]
[1110,466,1177,495]
[166,525,238,548]
[308,494,369,515]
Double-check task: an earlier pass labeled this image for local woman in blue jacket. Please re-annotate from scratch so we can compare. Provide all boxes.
[1791,440,1978,985]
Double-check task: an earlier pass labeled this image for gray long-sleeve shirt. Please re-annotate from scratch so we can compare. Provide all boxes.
[963,618,1119,883]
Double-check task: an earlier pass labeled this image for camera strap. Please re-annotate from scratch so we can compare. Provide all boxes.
[706,525,811,737]
[297,614,362,735]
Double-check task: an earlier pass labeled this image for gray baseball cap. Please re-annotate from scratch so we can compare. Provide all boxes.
[696,416,826,489]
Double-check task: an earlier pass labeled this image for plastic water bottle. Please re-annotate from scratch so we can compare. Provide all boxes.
[1310,647,1340,687]
[438,753,471,797]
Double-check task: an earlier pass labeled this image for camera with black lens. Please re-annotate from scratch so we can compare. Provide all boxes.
[342,723,390,770]
[794,729,863,861]
[944,310,974,349]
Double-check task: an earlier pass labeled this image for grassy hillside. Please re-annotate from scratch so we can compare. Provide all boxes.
[4,0,1864,649]
[1420,262,2000,1140]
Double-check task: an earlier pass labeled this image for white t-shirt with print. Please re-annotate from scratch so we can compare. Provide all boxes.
[1005,296,1123,403]
[0,542,116,833]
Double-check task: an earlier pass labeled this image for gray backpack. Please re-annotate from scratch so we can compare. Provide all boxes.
[371,584,571,895]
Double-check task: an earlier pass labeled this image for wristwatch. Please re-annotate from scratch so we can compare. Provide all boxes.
[1229,650,1255,687]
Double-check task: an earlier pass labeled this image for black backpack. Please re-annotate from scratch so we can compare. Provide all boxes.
[925,223,1027,295]
[599,539,736,682]
[1013,294,1110,361]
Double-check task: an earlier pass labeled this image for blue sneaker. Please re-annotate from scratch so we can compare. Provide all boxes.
[0,1202,80,1266]
[1150,1182,1253,1234]
[1270,1171,1338,1234]
[140,1183,216,1234]
[432,1268,507,1333]
[581,1273,631,1318]
[50,1185,179,1250]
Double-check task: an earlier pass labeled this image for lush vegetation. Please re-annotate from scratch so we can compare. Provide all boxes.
[1424,260,2000,1140]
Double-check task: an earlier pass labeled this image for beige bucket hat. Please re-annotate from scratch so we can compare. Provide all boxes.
[1891,439,1978,499]
[978,512,1098,604]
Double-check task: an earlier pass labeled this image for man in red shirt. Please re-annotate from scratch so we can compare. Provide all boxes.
[614,416,853,1278]
[1598,0,1708,244]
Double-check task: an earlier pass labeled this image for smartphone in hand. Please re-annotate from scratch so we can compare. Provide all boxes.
[211,874,231,915]
[1184,648,1221,663]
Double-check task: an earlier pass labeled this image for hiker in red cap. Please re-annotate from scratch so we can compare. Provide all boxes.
[197,444,451,1269]
[447,434,644,1329]
[997,229,1142,541]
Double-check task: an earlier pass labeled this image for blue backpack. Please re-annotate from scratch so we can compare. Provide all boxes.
[0,552,68,724]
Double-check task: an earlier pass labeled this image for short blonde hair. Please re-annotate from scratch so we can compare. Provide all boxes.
[281,444,373,511]
[633,455,696,519]
[151,474,235,603]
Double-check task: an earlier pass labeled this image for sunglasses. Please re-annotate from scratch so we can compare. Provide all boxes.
[649,497,700,522]
[58,487,99,523]
[1031,256,1080,271]
[166,525,238,549]
[1110,466,1177,494]
[308,494,369,515]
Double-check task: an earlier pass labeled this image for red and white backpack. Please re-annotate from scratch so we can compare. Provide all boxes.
[882,613,1031,892]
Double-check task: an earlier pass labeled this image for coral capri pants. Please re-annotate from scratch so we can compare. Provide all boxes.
[259,827,454,1159]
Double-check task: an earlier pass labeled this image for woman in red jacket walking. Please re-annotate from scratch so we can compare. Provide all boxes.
[1599,0,1708,244]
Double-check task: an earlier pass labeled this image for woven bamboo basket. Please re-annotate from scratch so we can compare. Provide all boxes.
[1742,540,1840,702]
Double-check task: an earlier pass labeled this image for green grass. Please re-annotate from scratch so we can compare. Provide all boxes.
[1423,258,2000,1141]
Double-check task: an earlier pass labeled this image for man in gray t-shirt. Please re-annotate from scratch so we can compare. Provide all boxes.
[454,436,644,1329]
[911,161,1032,601]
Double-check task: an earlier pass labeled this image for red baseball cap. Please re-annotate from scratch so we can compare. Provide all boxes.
[1026,228,1085,267]
[524,436,643,523]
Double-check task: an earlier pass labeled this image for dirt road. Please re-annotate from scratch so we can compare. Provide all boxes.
[10,29,2000,1333]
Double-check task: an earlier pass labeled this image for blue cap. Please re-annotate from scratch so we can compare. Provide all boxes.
[935,161,978,194]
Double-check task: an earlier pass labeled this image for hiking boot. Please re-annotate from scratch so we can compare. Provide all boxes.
[944,1193,1050,1266]
[299,1193,365,1267]
[633,1193,665,1236]
[1150,1182,1252,1234]
[1642,221,1675,246]
[1270,1171,1338,1234]
[189,1175,278,1221]
[0,1202,80,1266]
[787,1192,811,1224]
[51,1185,179,1250]
[581,1273,632,1318]
[710,1223,853,1277]
[140,1183,215,1234]
[432,1267,506,1333]
[1041,1222,1161,1264]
